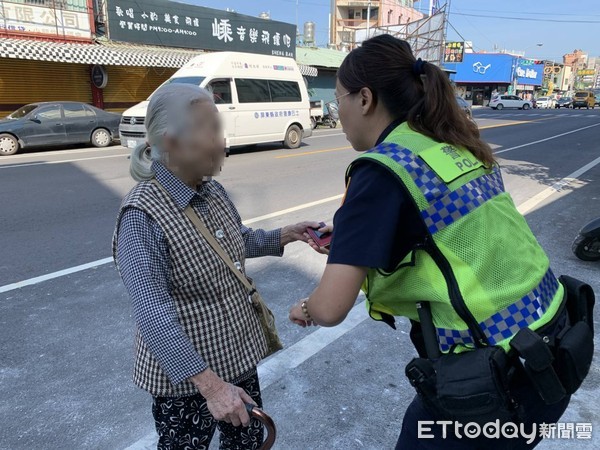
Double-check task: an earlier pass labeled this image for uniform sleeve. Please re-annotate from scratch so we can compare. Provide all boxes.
[327,161,413,270]
[117,208,208,385]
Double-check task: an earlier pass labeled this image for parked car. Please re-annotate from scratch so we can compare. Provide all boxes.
[455,96,473,120]
[489,94,532,110]
[572,91,595,109]
[555,97,573,109]
[535,97,556,109]
[0,102,121,156]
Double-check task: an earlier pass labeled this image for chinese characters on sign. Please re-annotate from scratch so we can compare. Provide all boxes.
[0,1,92,40]
[254,110,300,119]
[107,0,297,57]
[444,41,465,63]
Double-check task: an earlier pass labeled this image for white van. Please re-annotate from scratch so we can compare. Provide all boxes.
[119,52,312,150]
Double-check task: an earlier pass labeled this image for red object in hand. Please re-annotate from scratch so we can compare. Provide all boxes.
[306,222,332,248]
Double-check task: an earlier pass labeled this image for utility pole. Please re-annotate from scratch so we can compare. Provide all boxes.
[366,0,371,40]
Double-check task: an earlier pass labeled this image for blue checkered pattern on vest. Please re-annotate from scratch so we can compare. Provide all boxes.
[421,168,505,234]
[366,142,559,352]
[368,143,449,203]
[436,269,560,352]
[367,143,505,234]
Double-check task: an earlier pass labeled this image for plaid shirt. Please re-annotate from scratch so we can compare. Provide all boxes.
[114,162,282,395]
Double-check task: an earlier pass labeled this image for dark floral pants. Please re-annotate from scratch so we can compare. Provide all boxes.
[152,370,264,450]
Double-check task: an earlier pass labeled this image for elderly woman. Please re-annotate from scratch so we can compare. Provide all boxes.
[113,83,317,450]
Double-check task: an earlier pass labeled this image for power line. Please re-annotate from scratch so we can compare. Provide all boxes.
[446,21,484,52]
[451,12,600,24]
[450,8,600,18]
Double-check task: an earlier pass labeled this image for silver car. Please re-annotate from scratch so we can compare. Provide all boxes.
[489,94,532,110]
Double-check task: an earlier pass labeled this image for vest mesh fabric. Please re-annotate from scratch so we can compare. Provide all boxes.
[113,180,267,396]
[352,123,564,352]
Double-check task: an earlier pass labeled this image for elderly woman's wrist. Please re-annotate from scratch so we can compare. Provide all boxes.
[190,368,223,397]
[280,227,293,247]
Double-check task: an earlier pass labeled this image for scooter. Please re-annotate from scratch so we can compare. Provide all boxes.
[572,217,600,261]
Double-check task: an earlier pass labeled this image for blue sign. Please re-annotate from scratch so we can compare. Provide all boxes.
[450,53,514,84]
[515,60,544,86]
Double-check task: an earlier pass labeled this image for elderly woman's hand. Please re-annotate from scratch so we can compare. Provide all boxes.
[191,369,256,427]
[281,221,322,246]
[305,224,333,255]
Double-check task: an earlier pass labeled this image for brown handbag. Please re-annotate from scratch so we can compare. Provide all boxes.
[152,179,283,357]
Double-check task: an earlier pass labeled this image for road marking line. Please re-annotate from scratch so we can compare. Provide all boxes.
[275,146,352,159]
[243,195,343,225]
[306,132,345,139]
[0,258,114,294]
[0,195,344,294]
[123,300,371,450]
[495,122,600,154]
[1,147,128,159]
[0,154,127,169]
[124,155,600,449]
[517,155,600,215]
[478,121,533,130]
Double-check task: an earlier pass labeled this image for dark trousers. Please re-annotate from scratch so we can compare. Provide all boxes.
[152,370,263,450]
[396,374,571,449]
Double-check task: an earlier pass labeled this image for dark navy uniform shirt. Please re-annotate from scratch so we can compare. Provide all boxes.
[327,121,428,272]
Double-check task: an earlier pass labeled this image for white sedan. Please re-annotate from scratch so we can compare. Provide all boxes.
[535,97,556,109]
[489,94,532,110]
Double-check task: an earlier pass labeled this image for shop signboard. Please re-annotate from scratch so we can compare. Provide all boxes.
[106,0,297,58]
[515,59,543,86]
[577,69,595,76]
[444,41,464,63]
[452,53,513,84]
[0,1,92,40]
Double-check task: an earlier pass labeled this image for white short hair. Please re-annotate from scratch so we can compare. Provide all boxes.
[129,83,213,181]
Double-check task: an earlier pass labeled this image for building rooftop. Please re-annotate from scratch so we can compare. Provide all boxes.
[295,46,348,69]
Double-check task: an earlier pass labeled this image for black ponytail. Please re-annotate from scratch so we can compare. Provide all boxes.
[337,34,494,166]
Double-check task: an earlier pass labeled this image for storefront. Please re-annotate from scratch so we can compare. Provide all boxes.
[445,53,514,106]
[0,0,317,116]
[445,53,544,105]
[0,38,198,116]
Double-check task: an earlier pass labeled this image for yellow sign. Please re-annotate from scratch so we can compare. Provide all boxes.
[577,69,595,76]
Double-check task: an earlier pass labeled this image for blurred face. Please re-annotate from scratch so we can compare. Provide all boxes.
[164,100,224,179]
[335,79,373,152]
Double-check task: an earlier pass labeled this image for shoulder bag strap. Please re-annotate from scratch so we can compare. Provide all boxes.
[151,179,255,293]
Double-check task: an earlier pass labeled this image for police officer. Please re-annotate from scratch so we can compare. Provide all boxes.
[289,35,572,448]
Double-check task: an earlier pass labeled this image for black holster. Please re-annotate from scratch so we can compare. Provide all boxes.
[405,303,519,426]
[509,275,595,403]
[406,346,519,425]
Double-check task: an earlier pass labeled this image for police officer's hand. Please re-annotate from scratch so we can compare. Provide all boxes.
[289,301,316,327]
[304,224,333,255]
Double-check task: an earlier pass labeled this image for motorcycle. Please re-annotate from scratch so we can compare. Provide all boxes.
[572,217,600,261]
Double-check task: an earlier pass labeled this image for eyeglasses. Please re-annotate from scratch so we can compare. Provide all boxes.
[331,91,353,106]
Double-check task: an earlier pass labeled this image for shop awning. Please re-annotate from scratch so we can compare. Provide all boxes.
[0,37,317,75]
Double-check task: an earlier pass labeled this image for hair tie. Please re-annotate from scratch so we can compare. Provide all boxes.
[413,58,428,76]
